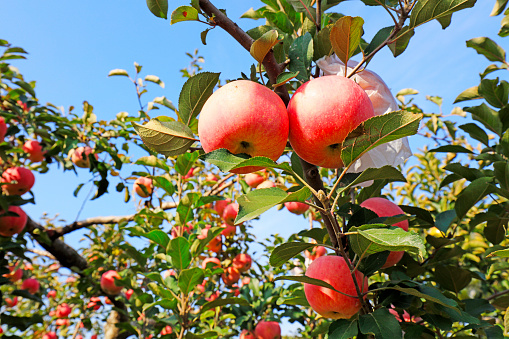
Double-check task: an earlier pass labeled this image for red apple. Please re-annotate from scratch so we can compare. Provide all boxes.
[206,173,219,182]
[304,246,327,261]
[222,203,239,226]
[23,140,45,162]
[202,257,221,270]
[207,236,222,253]
[42,332,57,339]
[0,206,27,237]
[56,303,72,318]
[221,223,236,237]
[47,290,57,299]
[183,167,196,180]
[160,325,173,335]
[71,146,97,168]
[244,173,265,188]
[55,318,70,327]
[206,290,220,302]
[240,329,256,339]
[5,296,18,307]
[0,117,7,140]
[133,177,153,198]
[360,197,409,268]
[21,277,40,294]
[100,270,123,295]
[287,76,375,168]
[254,321,281,339]
[257,180,275,189]
[125,289,134,300]
[198,80,289,174]
[304,255,367,319]
[284,201,309,215]
[4,265,23,282]
[197,224,212,240]
[91,335,98,339]
[232,253,252,273]
[221,267,240,286]
[1,167,35,195]
[214,198,231,216]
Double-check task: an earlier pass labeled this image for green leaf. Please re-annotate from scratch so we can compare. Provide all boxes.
[14,80,36,98]
[178,267,204,294]
[200,148,292,173]
[330,16,364,67]
[237,186,311,224]
[428,145,474,154]
[485,216,507,245]
[153,96,177,111]
[153,176,175,196]
[455,176,496,220]
[465,103,503,136]
[175,151,200,176]
[494,161,509,190]
[144,230,170,249]
[287,0,317,21]
[147,282,174,299]
[478,78,509,108]
[434,266,472,293]
[340,111,422,167]
[135,155,170,172]
[275,275,344,295]
[491,0,509,16]
[133,119,196,157]
[273,71,300,88]
[288,33,313,81]
[170,6,199,24]
[168,237,191,270]
[270,242,316,267]
[435,210,456,233]
[313,25,333,60]
[500,14,509,37]
[486,248,509,257]
[0,314,44,331]
[388,26,414,57]
[201,297,249,312]
[201,28,211,45]
[364,26,394,56]
[458,123,490,146]
[387,285,459,310]
[409,0,476,31]
[73,183,84,197]
[335,166,406,197]
[176,193,200,225]
[108,69,129,77]
[329,319,359,339]
[178,72,220,126]
[250,30,279,63]
[145,75,165,88]
[146,0,168,19]
[466,37,506,63]
[399,205,435,225]
[454,86,481,103]
[359,308,403,339]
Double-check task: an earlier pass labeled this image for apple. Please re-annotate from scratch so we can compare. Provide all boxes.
[91,335,98,339]
[76,335,83,339]
[133,177,153,198]
[202,257,221,270]
[197,224,212,240]
[206,290,220,302]
[206,173,219,182]
[257,180,275,189]
[304,255,367,319]
[244,172,265,188]
[5,296,18,307]
[222,203,239,226]
[23,140,45,162]
[0,206,27,237]
[183,167,196,180]
[21,277,40,294]
[240,329,256,339]
[125,289,134,300]
[207,236,222,253]
[160,325,173,335]
[221,267,240,286]
[47,290,57,299]
[221,223,236,237]
[304,246,327,261]
[287,75,375,168]
[284,201,309,215]
[232,253,252,273]
[55,318,70,327]
[0,117,7,140]
[170,223,193,238]
[360,197,409,268]
[198,80,289,174]
[100,270,123,295]
[71,146,98,168]
[42,332,57,339]
[254,321,281,339]
[56,303,72,318]
[214,198,231,216]
[1,167,35,195]
[4,265,23,282]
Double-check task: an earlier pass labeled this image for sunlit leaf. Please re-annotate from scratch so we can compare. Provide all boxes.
[178,72,220,126]
[146,0,168,19]
[250,29,279,63]
[330,16,364,67]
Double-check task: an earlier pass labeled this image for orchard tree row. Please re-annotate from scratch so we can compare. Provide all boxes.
[1,0,509,338]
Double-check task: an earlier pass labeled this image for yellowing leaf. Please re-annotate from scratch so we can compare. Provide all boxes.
[250,30,279,63]
[330,16,364,67]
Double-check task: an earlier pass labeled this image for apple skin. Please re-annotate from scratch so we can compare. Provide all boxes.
[214,198,231,216]
[4,265,23,282]
[0,116,7,140]
[240,329,256,339]
[0,206,27,237]
[100,270,123,295]
[284,201,309,215]
[21,278,40,294]
[254,321,281,339]
[221,223,236,237]
[304,255,368,319]
[202,257,221,270]
[304,246,327,261]
[222,203,239,226]
[287,76,375,168]
[1,167,35,195]
[198,80,289,174]
[161,325,173,335]
[360,197,409,268]
[207,236,222,253]
[244,173,265,188]
[5,296,18,307]
[133,177,153,198]
[56,303,72,318]
[23,140,45,162]
[42,332,57,339]
[221,267,240,286]
[256,180,275,189]
[71,146,98,168]
[232,253,252,273]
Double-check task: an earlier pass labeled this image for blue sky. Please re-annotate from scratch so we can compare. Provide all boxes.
[0,0,504,335]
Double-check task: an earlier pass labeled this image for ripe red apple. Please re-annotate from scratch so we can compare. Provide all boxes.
[23,140,45,162]
[222,267,240,286]
[100,270,123,295]
[183,167,196,180]
[207,236,222,253]
[133,177,153,198]
[206,290,220,302]
[125,289,134,300]
[254,321,281,339]
[287,76,375,168]
[257,180,275,189]
[202,257,221,270]
[284,201,309,215]
[0,206,27,237]
[55,318,70,327]
[360,197,409,268]
[56,303,72,318]
[232,253,252,273]
[214,198,231,216]
[304,255,368,319]
[21,277,40,294]
[1,167,35,195]
[240,329,256,339]
[198,80,289,174]
[4,265,23,282]
[221,223,236,237]
[5,296,18,307]
[160,325,173,335]
[42,332,57,339]
[244,173,265,188]
[304,246,327,261]
[47,290,57,299]
[71,146,98,168]
[223,203,239,226]
[0,117,7,140]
